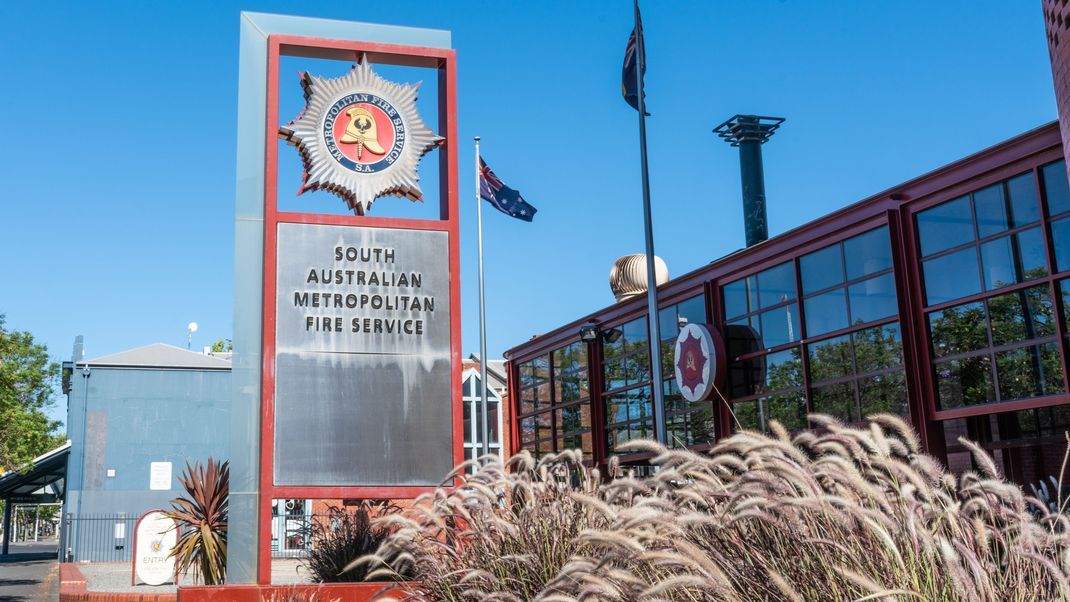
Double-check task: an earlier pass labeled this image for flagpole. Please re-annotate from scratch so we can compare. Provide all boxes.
[633,0,667,446]
[475,136,492,460]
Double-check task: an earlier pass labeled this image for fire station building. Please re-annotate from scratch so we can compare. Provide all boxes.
[505,122,1070,485]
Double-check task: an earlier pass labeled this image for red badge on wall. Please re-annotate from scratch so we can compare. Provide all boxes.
[673,323,719,402]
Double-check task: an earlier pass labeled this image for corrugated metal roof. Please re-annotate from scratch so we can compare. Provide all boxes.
[79,343,232,369]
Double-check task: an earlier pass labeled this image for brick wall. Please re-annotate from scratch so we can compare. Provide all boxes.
[1044,0,1070,168]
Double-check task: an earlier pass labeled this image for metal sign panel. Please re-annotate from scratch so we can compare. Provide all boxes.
[273,222,453,486]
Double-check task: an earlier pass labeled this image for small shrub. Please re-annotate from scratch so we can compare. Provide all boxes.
[166,458,228,585]
[304,501,406,583]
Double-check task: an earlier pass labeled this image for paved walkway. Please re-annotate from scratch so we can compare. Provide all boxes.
[0,541,59,602]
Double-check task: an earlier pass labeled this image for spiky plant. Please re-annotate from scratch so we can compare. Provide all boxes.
[363,415,1070,601]
[304,501,408,583]
[167,458,228,585]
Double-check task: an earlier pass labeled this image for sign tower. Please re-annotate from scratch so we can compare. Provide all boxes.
[231,13,460,585]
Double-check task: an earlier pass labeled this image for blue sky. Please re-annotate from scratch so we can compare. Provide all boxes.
[0,1,1057,426]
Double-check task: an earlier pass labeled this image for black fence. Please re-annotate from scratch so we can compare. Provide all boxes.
[60,513,335,563]
[60,514,139,563]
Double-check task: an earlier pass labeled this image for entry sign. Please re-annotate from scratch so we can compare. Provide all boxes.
[674,324,718,402]
[132,510,177,586]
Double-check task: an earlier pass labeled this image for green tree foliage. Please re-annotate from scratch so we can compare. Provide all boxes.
[210,338,232,353]
[0,315,62,473]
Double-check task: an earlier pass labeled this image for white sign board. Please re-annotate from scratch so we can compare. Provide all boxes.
[133,510,178,586]
[149,462,172,491]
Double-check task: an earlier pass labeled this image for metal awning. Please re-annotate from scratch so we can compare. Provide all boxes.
[0,441,70,503]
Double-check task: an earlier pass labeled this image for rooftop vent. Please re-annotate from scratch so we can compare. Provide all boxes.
[610,254,669,302]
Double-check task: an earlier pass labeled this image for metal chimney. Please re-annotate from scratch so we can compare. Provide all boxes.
[714,115,784,247]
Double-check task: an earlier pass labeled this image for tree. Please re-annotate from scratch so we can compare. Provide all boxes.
[0,315,62,473]
[210,338,232,353]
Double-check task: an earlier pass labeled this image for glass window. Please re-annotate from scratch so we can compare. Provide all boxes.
[928,285,1062,410]
[917,196,974,256]
[807,334,853,382]
[1006,172,1040,227]
[812,382,856,423]
[762,392,807,432]
[800,244,843,294]
[604,317,649,390]
[858,372,909,416]
[1051,216,1070,273]
[987,285,1055,346]
[804,288,848,336]
[605,386,652,453]
[757,262,797,308]
[979,227,1047,290]
[923,247,981,305]
[844,226,893,280]
[973,176,1039,239]
[994,343,1064,402]
[730,399,760,431]
[852,323,903,373]
[935,355,995,409]
[1043,160,1070,217]
[758,304,800,348]
[928,301,987,357]
[973,183,1009,238]
[1060,279,1070,332]
[664,379,714,448]
[723,276,755,320]
[848,273,898,325]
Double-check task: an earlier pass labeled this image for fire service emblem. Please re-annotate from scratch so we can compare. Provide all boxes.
[674,323,719,403]
[279,60,443,214]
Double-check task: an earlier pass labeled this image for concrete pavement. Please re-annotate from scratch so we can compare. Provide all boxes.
[0,541,58,601]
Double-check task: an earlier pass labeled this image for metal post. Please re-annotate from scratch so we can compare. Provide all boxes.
[2,499,11,555]
[33,505,39,542]
[475,137,491,459]
[713,115,785,248]
[738,136,768,246]
[633,0,667,445]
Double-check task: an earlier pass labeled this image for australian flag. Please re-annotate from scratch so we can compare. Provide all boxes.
[479,158,537,222]
[621,4,647,113]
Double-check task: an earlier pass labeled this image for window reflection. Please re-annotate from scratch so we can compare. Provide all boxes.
[758,304,800,347]
[979,227,1047,290]
[844,227,893,280]
[1043,160,1070,217]
[917,196,974,256]
[848,272,898,325]
[923,248,982,305]
[927,284,1063,409]
[804,289,848,336]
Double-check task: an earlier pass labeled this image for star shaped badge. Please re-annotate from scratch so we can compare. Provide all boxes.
[279,60,444,215]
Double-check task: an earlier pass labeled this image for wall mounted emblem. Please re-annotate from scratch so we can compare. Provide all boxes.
[674,323,719,402]
[279,60,443,214]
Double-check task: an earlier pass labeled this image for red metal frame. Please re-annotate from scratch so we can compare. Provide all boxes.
[258,35,460,585]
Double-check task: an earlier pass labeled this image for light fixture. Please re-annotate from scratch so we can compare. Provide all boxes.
[579,324,599,343]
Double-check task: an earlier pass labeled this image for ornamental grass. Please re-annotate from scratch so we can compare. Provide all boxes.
[358,414,1070,601]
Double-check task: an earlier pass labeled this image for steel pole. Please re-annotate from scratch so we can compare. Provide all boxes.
[634,0,666,445]
[475,137,491,460]
[2,500,10,555]
[738,132,769,247]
